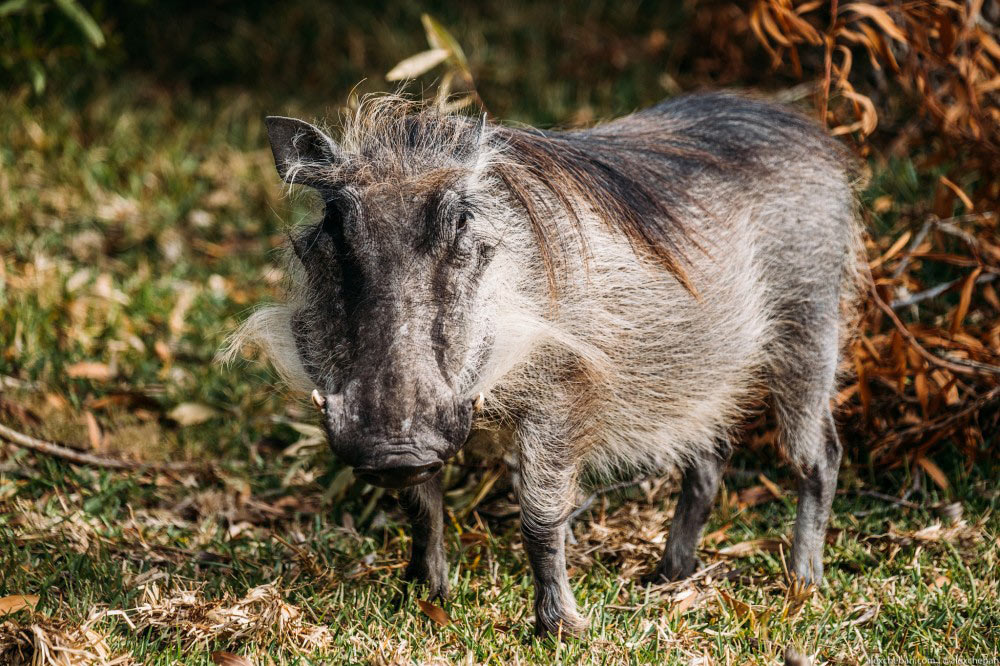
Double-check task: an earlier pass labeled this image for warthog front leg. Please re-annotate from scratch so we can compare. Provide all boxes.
[643,443,731,584]
[511,438,588,638]
[399,475,449,599]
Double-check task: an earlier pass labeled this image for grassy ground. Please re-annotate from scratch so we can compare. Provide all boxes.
[1,82,998,665]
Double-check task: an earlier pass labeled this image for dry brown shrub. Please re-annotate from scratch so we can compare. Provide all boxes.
[752,0,1000,158]
[743,1,1000,472]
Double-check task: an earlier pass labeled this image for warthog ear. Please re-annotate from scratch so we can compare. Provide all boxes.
[264,116,341,187]
[456,112,488,163]
[472,112,487,146]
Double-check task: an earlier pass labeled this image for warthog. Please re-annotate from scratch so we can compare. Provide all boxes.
[224,91,863,637]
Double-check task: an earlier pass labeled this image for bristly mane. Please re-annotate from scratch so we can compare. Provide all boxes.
[306,94,837,294]
[491,125,703,294]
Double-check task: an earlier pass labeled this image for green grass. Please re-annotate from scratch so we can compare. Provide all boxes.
[1,75,998,665]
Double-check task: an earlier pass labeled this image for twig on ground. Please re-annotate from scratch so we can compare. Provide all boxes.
[847,488,922,516]
[0,421,209,474]
[890,213,995,282]
[872,384,1000,451]
[891,271,997,309]
[891,218,934,279]
[871,285,1000,377]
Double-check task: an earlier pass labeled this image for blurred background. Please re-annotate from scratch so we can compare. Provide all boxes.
[1,1,998,662]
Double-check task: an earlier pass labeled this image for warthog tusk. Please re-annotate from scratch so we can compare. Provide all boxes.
[472,392,485,413]
[311,389,326,410]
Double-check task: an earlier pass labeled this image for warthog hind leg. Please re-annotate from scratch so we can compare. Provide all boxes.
[643,443,730,584]
[788,407,842,583]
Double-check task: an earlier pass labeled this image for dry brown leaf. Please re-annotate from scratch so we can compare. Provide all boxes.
[416,599,450,627]
[735,484,777,508]
[168,285,198,337]
[84,411,103,451]
[930,575,950,590]
[950,267,982,336]
[939,176,975,212]
[66,362,114,381]
[167,403,218,427]
[669,588,699,618]
[838,90,878,135]
[212,651,253,666]
[758,474,784,499]
[704,524,731,544]
[843,3,908,43]
[868,230,911,269]
[916,456,950,490]
[717,538,784,557]
[718,590,754,621]
[0,594,39,616]
[154,340,172,363]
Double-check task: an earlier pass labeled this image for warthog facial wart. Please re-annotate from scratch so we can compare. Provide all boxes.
[222,91,864,637]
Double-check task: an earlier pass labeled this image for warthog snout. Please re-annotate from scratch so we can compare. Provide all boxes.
[355,460,443,489]
[311,387,481,488]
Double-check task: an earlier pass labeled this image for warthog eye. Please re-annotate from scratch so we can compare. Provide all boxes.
[455,211,470,235]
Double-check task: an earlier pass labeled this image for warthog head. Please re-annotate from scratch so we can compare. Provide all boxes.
[230,98,700,489]
[261,110,497,488]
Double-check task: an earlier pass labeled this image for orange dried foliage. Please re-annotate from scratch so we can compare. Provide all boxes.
[743,1,1000,472]
[753,0,1000,155]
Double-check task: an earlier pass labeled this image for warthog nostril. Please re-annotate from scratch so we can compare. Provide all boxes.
[355,461,443,489]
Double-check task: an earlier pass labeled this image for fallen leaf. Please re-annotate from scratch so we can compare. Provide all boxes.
[169,285,198,336]
[757,474,784,499]
[670,588,699,618]
[717,538,785,557]
[843,3,907,43]
[212,652,253,666]
[0,594,39,616]
[939,175,974,211]
[872,194,893,213]
[704,524,731,544]
[916,456,950,490]
[949,266,982,336]
[168,402,219,426]
[718,590,754,621]
[84,410,103,451]
[66,361,114,381]
[154,340,172,363]
[416,598,450,626]
[735,485,778,508]
[0,398,40,426]
[459,531,490,546]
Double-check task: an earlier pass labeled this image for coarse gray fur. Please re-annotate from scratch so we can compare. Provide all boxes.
[221,91,865,637]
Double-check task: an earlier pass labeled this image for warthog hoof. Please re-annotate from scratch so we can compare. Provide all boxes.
[535,610,588,640]
[404,551,450,600]
[640,555,701,585]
